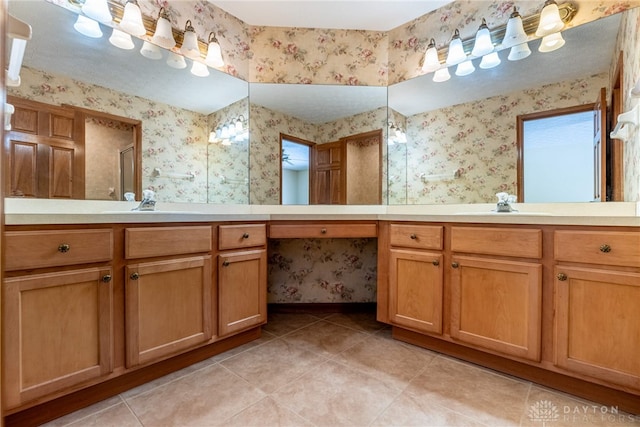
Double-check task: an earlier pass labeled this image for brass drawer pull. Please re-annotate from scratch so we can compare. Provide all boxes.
[222,260,230,267]
[451,262,459,268]
[242,232,250,239]
[557,273,567,281]
[599,244,611,253]
[130,272,139,280]
[320,228,327,234]
[102,274,112,283]
[58,243,70,253]
[410,234,417,240]
[432,260,440,266]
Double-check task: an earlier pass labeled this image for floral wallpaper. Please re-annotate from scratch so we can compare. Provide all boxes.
[268,238,377,303]
[388,72,609,204]
[9,67,210,203]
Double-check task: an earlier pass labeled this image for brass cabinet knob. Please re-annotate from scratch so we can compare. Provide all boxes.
[222,260,230,267]
[410,234,417,240]
[130,272,139,280]
[557,273,568,281]
[58,243,70,253]
[432,260,440,266]
[599,244,611,253]
[451,262,459,268]
[242,232,250,239]
[102,274,112,283]
[321,228,327,234]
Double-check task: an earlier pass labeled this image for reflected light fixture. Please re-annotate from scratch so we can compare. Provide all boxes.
[190,60,210,77]
[471,19,493,57]
[535,0,564,36]
[140,41,162,59]
[455,60,475,76]
[81,0,112,24]
[508,42,531,61]
[205,32,224,68]
[446,29,466,66]
[7,13,32,87]
[235,115,245,132]
[422,38,440,73]
[180,20,201,59]
[74,15,103,38]
[538,31,565,52]
[479,51,501,69]
[166,51,187,69]
[433,67,451,82]
[109,28,135,49]
[502,7,528,48]
[151,7,176,49]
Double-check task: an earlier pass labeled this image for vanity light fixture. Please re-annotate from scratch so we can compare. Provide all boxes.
[119,0,146,36]
[109,28,135,50]
[140,40,162,59]
[455,59,475,77]
[471,19,493,57]
[508,42,531,61]
[166,51,187,69]
[502,8,528,48]
[479,51,501,69]
[151,7,176,49]
[205,32,225,68]
[432,67,451,83]
[74,15,103,38]
[446,30,467,66]
[180,20,201,59]
[81,0,112,24]
[190,60,210,77]
[538,31,565,52]
[536,0,564,36]
[422,38,440,73]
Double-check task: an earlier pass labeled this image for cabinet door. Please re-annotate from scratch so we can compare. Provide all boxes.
[389,249,443,334]
[3,268,113,408]
[126,256,212,367]
[554,266,640,390]
[450,256,542,361]
[218,249,267,337]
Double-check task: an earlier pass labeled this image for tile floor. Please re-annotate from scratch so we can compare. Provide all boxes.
[43,312,640,427]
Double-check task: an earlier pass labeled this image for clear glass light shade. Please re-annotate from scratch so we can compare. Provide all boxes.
[190,60,210,77]
[538,32,565,52]
[471,20,493,57]
[422,39,440,73]
[455,60,475,76]
[479,51,501,69]
[508,42,531,61]
[205,40,224,68]
[151,15,176,49]
[535,0,564,37]
[119,1,146,36]
[166,51,187,69]
[109,28,135,50]
[502,10,528,48]
[74,15,103,38]
[81,0,112,24]
[140,41,162,60]
[433,67,451,82]
[446,30,466,66]
[180,21,201,59]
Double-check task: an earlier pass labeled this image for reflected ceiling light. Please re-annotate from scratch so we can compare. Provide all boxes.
[180,20,201,59]
[502,7,528,48]
[446,29,466,66]
[166,51,187,69]
[190,60,210,77]
[422,38,440,73]
[140,41,162,60]
[151,7,176,49]
[205,32,224,68]
[471,19,493,57]
[479,51,501,69]
[74,15,103,38]
[455,60,475,76]
[433,67,451,83]
[81,0,112,24]
[119,0,146,36]
[536,0,564,37]
[538,31,565,52]
[508,42,531,61]
[109,28,135,50]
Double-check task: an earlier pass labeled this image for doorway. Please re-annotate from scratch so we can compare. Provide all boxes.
[280,134,312,205]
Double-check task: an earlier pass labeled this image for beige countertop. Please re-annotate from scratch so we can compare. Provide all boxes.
[5,199,640,227]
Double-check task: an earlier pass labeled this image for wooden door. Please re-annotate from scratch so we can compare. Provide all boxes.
[125,256,212,367]
[593,87,607,201]
[554,266,640,390]
[310,141,345,204]
[3,268,113,408]
[450,256,542,361]
[218,249,267,337]
[389,249,443,334]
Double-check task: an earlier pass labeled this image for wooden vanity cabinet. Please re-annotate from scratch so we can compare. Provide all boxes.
[124,226,213,367]
[449,226,543,361]
[387,224,444,335]
[217,224,267,337]
[2,228,114,409]
[553,230,640,390]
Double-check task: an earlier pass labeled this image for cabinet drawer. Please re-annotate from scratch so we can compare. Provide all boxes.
[126,226,212,259]
[451,226,542,259]
[554,230,640,267]
[5,229,113,270]
[269,223,377,239]
[389,224,443,250]
[218,224,267,250]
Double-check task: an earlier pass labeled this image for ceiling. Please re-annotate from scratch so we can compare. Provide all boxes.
[209,1,454,31]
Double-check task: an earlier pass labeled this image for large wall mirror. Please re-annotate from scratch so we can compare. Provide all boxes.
[388,10,635,204]
[7,0,249,203]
